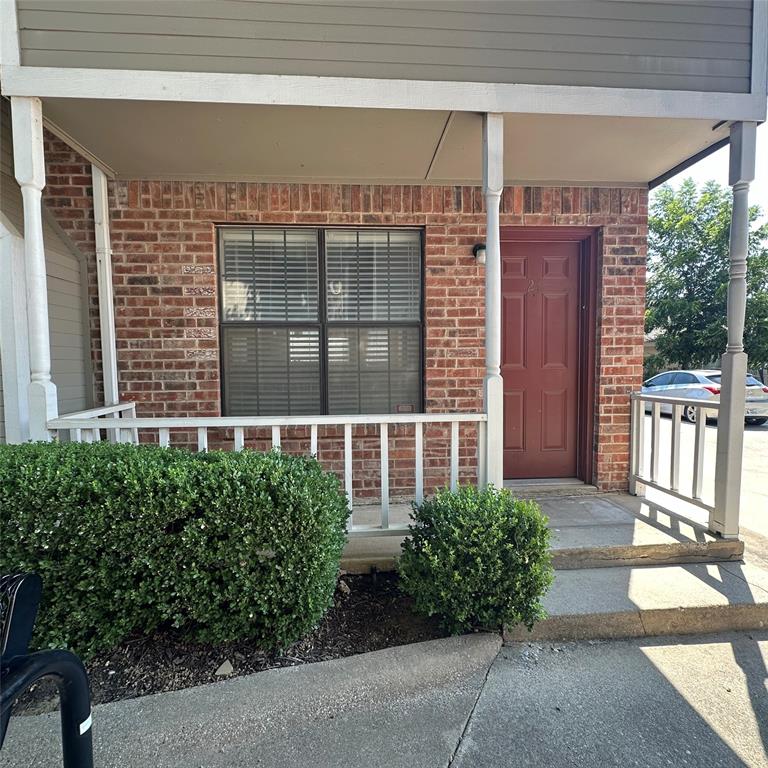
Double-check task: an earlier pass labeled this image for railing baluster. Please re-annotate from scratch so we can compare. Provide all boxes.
[344,423,353,511]
[477,420,487,488]
[670,403,681,491]
[380,423,389,529]
[414,422,424,505]
[626,395,719,516]
[197,427,208,452]
[159,428,170,448]
[692,407,706,500]
[310,424,318,457]
[127,404,139,445]
[234,427,244,451]
[629,395,642,493]
[271,426,281,450]
[71,428,82,443]
[650,402,661,483]
[450,421,459,491]
[81,429,93,444]
[635,397,646,480]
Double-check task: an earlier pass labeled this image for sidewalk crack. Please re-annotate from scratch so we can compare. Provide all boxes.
[447,644,499,767]
[637,608,650,636]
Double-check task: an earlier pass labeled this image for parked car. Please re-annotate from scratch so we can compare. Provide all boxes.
[641,369,768,425]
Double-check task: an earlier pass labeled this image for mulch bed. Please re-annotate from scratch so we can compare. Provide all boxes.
[14,573,447,715]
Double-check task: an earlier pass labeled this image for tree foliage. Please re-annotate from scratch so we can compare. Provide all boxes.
[646,179,768,375]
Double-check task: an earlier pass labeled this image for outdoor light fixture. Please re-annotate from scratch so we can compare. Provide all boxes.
[472,243,486,265]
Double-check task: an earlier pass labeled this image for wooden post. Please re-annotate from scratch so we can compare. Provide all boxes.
[482,112,504,488]
[11,96,58,441]
[712,121,757,538]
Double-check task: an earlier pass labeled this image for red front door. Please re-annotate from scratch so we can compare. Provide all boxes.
[501,238,581,479]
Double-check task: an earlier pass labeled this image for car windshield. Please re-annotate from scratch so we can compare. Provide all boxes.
[705,374,764,387]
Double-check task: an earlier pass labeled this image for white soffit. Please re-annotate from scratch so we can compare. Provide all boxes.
[40,99,729,185]
[430,112,731,185]
[41,100,449,182]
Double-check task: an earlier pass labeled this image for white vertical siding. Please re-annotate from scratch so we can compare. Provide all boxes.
[0,350,5,444]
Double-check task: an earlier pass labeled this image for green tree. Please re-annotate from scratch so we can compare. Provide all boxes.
[646,179,768,377]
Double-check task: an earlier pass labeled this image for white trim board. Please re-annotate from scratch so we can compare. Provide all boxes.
[750,0,768,100]
[106,172,649,187]
[0,0,20,68]
[1,65,765,123]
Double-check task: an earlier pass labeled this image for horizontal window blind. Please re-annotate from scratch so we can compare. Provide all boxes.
[219,227,422,416]
[221,228,318,322]
[222,326,321,416]
[328,326,421,415]
[326,230,421,321]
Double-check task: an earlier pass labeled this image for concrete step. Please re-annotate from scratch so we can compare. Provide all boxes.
[342,539,743,575]
[504,561,768,642]
[342,493,743,574]
[503,480,600,498]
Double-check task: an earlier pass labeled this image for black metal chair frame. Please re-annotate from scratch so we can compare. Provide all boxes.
[0,573,94,768]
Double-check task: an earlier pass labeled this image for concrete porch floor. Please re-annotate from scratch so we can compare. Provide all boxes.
[342,491,744,574]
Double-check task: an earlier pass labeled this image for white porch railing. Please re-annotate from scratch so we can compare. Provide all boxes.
[52,402,138,444]
[48,407,488,536]
[629,392,720,516]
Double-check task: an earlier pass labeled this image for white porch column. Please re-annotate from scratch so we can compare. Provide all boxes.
[92,165,119,406]
[11,96,58,440]
[482,113,504,487]
[711,121,757,538]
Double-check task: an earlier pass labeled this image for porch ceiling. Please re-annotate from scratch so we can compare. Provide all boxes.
[40,98,730,186]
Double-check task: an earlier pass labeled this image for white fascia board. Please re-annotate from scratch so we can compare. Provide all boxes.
[1,65,766,123]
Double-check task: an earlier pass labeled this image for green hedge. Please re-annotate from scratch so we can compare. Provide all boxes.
[398,485,553,634]
[0,442,350,656]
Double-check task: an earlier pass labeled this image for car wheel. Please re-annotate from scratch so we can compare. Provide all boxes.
[745,417,768,426]
[683,405,697,423]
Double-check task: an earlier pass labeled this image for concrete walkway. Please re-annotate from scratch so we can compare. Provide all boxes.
[4,631,767,768]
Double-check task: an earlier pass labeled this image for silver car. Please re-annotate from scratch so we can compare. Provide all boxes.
[642,369,768,425]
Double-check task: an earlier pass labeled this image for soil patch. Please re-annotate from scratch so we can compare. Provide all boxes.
[14,573,446,715]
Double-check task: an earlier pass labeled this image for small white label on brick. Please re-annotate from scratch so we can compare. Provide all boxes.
[185,349,217,360]
[184,307,215,318]
[184,328,216,339]
[184,287,216,296]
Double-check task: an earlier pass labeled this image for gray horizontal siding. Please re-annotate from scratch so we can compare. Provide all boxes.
[17,0,753,93]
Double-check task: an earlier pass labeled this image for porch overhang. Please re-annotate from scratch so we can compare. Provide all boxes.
[38,98,733,188]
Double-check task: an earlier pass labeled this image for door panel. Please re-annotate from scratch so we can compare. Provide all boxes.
[502,240,580,478]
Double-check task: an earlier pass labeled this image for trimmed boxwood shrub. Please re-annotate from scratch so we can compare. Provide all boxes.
[0,442,349,656]
[398,485,553,634]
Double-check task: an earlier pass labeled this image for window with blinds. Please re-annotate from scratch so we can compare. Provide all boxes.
[219,227,422,416]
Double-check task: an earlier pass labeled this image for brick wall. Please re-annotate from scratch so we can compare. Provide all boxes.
[42,133,647,494]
